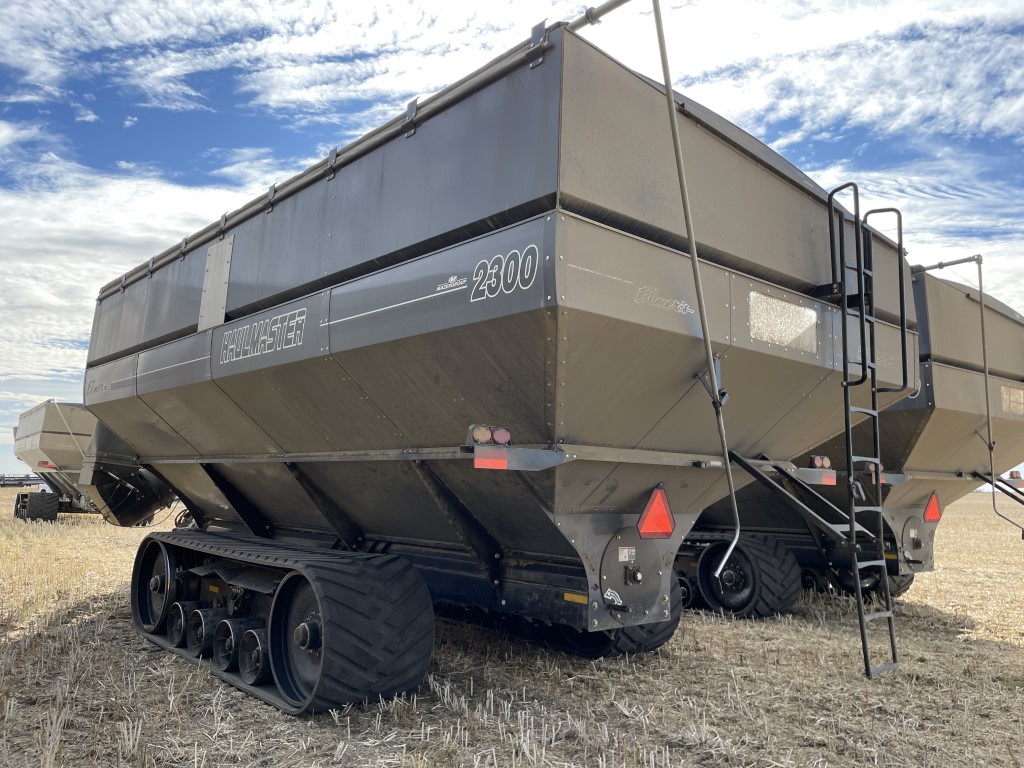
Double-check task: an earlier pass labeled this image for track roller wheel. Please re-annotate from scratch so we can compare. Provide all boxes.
[187,608,227,658]
[268,555,434,714]
[547,577,682,658]
[214,618,265,672]
[239,628,273,685]
[834,567,916,600]
[131,539,178,633]
[168,601,201,648]
[696,534,800,619]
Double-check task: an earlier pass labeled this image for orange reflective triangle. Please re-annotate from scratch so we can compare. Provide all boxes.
[638,487,674,539]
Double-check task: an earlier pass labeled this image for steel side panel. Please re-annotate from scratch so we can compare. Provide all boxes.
[87,278,150,365]
[213,356,411,454]
[223,62,561,316]
[559,32,823,290]
[919,274,1024,379]
[142,253,204,347]
[150,462,237,524]
[906,365,1024,474]
[204,463,328,531]
[325,218,552,449]
[85,355,196,457]
[553,216,729,448]
[290,462,463,544]
[135,332,281,456]
[426,462,573,556]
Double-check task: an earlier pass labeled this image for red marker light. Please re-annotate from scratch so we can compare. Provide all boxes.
[923,492,942,523]
[638,487,674,539]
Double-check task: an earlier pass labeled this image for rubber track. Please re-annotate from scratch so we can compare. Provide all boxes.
[603,576,683,655]
[302,557,435,712]
[23,492,58,522]
[138,530,434,715]
[886,572,915,598]
[698,533,801,619]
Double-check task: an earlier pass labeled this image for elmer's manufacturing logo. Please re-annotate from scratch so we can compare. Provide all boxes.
[436,275,468,292]
[634,286,695,316]
[221,308,306,364]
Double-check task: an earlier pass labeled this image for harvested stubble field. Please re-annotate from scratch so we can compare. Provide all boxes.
[1,488,1023,768]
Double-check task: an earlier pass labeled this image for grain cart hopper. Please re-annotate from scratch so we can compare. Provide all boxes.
[85,14,916,712]
[12,399,174,525]
[688,271,1024,611]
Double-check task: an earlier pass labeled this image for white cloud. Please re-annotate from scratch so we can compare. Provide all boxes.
[0,120,41,150]
[74,106,99,122]
[0,158,257,389]
[123,115,138,128]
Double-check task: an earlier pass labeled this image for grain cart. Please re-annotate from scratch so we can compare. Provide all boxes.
[686,271,1024,613]
[13,400,97,521]
[86,13,917,712]
[13,399,174,525]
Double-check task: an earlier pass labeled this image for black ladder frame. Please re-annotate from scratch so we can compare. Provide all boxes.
[828,184,907,678]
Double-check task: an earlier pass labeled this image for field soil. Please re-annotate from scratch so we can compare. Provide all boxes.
[1,487,1023,767]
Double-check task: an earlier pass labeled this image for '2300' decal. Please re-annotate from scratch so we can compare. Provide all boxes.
[470,245,540,302]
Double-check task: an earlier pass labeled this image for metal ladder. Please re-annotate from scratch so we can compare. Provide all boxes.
[827,183,907,678]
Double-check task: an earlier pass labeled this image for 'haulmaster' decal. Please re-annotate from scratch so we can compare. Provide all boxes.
[221,308,307,364]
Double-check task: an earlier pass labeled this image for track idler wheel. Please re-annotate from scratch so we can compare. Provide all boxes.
[268,556,435,714]
[213,618,265,672]
[168,601,201,648]
[187,608,228,658]
[239,628,272,685]
[131,539,178,634]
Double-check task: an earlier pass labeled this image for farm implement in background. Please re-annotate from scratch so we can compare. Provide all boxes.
[12,399,173,525]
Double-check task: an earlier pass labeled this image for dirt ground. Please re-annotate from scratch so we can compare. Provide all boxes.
[1,487,1023,767]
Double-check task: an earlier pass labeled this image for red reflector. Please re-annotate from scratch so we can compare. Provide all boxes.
[474,457,508,470]
[923,492,942,523]
[821,472,837,486]
[638,487,674,539]
[37,461,56,469]
[474,446,509,470]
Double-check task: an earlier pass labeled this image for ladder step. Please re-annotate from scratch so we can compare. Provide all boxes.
[867,662,899,679]
[853,505,882,513]
[856,559,886,569]
[863,610,893,623]
[849,406,878,416]
[851,455,880,465]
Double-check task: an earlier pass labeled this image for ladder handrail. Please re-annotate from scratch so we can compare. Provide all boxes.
[827,183,869,388]
[864,208,909,394]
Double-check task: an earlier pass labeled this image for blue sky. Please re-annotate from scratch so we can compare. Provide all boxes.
[1,0,1023,472]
